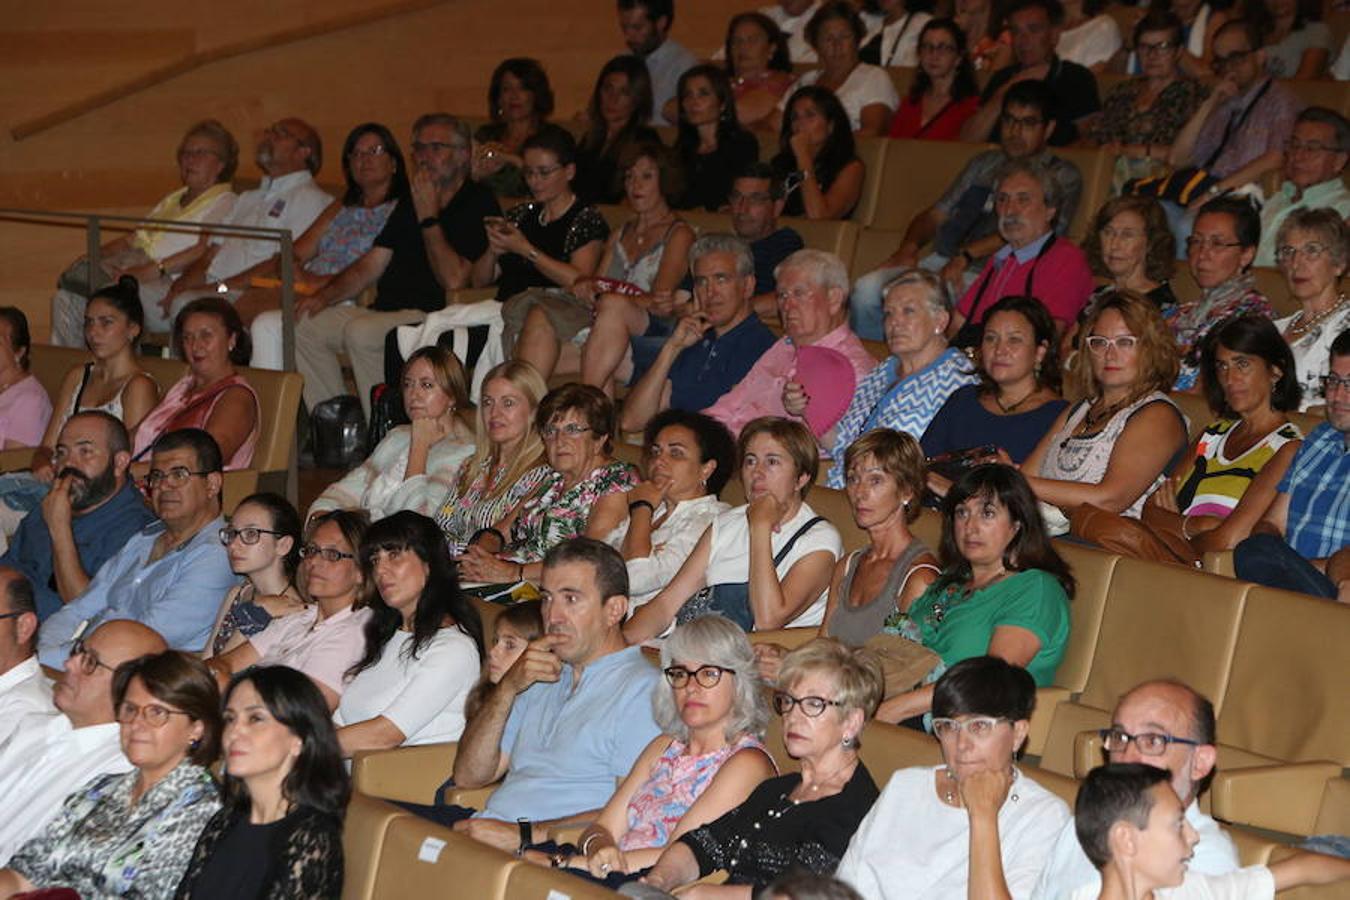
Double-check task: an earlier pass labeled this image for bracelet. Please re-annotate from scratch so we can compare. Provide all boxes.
[628,499,656,515]
[527,247,540,262]
[580,832,602,856]
[1181,516,1194,541]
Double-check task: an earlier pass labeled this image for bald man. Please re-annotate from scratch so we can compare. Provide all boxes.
[147,116,334,332]
[1030,679,1240,900]
[0,620,167,864]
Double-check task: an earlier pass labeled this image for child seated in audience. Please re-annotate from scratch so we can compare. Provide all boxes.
[464,600,542,721]
[1072,763,1350,899]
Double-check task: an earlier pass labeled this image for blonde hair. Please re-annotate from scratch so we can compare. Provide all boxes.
[778,638,884,721]
[1065,290,1180,403]
[460,360,548,502]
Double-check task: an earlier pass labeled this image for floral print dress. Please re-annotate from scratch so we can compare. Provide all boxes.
[506,459,639,562]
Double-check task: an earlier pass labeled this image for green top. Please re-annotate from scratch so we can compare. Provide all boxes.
[909,569,1071,686]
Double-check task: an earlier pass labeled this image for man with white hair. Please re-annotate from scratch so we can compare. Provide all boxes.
[703,249,877,444]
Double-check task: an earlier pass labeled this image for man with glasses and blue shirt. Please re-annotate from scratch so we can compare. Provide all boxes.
[1234,329,1350,601]
[1030,679,1239,900]
[36,428,234,669]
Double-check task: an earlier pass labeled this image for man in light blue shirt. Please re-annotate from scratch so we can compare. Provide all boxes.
[37,428,235,668]
[438,537,661,854]
[618,0,697,125]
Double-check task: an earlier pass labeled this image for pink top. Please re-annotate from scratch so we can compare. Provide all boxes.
[703,325,879,440]
[619,732,771,851]
[131,373,259,470]
[955,237,1094,330]
[0,375,52,448]
[249,604,372,696]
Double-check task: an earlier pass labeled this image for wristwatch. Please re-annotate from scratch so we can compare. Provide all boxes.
[418,215,439,229]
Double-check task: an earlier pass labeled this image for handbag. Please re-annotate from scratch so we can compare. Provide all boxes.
[926,444,998,483]
[676,516,827,631]
[860,632,943,697]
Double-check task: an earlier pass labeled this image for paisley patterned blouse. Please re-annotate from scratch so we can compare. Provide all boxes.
[620,733,770,852]
[435,457,553,555]
[506,459,639,562]
[9,761,220,898]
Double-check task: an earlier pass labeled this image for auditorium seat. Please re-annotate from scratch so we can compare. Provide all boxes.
[1263,842,1350,900]
[504,862,624,899]
[370,817,518,900]
[352,742,459,806]
[864,138,995,232]
[848,226,904,281]
[1049,146,1109,243]
[1170,266,1296,317]
[343,792,410,900]
[852,136,892,227]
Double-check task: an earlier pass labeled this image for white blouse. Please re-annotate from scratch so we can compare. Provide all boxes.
[1275,304,1350,411]
[788,64,900,131]
[309,424,474,520]
[604,494,729,609]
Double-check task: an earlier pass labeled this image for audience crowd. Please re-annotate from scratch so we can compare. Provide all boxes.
[4,0,1350,895]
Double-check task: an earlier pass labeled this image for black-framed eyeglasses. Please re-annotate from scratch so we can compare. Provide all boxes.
[219,526,286,547]
[542,423,592,440]
[1185,236,1244,254]
[1099,727,1201,756]
[1213,49,1253,69]
[1321,373,1350,393]
[773,690,844,718]
[116,700,192,728]
[1136,39,1178,54]
[69,638,115,675]
[0,610,27,623]
[300,544,356,563]
[664,665,734,689]
[145,467,211,489]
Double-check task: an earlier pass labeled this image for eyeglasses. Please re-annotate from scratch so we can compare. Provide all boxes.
[145,467,211,489]
[773,690,844,718]
[116,700,192,728]
[729,190,773,205]
[412,140,464,155]
[1000,113,1044,130]
[219,526,286,546]
[0,611,27,622]
[522,165,563,179]
[664,664,734,689]
[68,639,115,675]
[1321,373,1350,393]
[1099,727,1201,756]
[348,145,387,160]
[1275,242,1331,263]
[1285,138,1343,155]
[1185,236,1244,254]
[1212,49,1253,69]
[1136,39,1178,54]
[918,42,958,53]
[931,716,1010,740]
[300,544,356,563]
[1084,335,1139,353]
[542,423,592,439]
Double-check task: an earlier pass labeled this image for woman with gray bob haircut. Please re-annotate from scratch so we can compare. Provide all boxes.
[565,615,776,883]
[1273,206,1350,409]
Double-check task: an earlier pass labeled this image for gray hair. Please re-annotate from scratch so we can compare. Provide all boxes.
[994,157,1064,226]
[690,233,755,279]
[1275,207,1350,271]
[412,112,471,147]
[774,248,850,296]
[1296,106,1350,155]
[881,267,953,316]
[653,615,768,743]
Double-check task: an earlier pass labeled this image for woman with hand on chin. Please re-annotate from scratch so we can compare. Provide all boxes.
[308,346,474,521]
[174,666,349,899]
[624,417,842,643]
[632,639,882,899]
[335,511,484,756]
[772,87,865,221]
[836,656,1071,899]
[606,411,737,612]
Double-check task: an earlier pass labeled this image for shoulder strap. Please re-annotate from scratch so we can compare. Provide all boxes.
[1203,78,1273,171]
[1023,234,1057,296]
[773,516,827,567]
[72,362,95,410]
[914,98,960,138]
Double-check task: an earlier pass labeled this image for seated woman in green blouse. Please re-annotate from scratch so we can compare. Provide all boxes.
[876,463,1073,726]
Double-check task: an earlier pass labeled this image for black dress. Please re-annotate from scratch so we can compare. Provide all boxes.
[678,763,879,893]
[574,125,661,205]
[174,805,344,900]
[495,200,611,301]
[674,129,760,212]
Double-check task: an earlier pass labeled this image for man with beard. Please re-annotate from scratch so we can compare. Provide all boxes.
[151,116,332,333]
[36,428,235,667]
[400,538,661,854]
[618,0,697,125]
[0,412,154,622]
[946,157,1093,346]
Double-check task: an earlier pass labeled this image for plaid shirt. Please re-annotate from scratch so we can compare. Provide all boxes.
[1278,422,1350,559]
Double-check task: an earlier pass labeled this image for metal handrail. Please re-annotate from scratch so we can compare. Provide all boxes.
[0,207,298,371]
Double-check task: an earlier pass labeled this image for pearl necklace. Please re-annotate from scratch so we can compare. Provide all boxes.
[1288,293,1349,341]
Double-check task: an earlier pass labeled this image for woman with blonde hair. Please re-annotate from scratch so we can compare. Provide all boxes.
[434,360,552,555]
[1015,291,1189,532]
[309,346,474,521]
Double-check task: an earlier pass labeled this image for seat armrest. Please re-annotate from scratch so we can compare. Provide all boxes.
[1201,550,1235,577]
[746,628,819,650]
[442,784,499,809]
[352,742,458,804]
[0,448,36,473]
[1210,762,1341,836]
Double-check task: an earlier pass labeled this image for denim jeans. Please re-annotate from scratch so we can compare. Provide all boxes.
[1233,533,1338,599]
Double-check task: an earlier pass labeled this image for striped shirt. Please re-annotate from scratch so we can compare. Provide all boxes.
[1278,422,1350,559]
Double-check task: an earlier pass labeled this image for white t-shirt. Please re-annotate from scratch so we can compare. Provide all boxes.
[1031,800,1240,900]
[1057,15,1122,69]
[764,1,823,63]
[788,63,900,131]
[206,169,333,282]
[863,11,934,67]
[1332,35,1350,79]
[0,656,55,747]
[334,626,481,747]
[604,494,729,608]
[705,501,842,627]
[1067,866,1275,900]
[837,765,1071,900]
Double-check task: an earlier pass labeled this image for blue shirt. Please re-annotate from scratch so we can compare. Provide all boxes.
[1,479,156,622]
[38,515,236,668]
[1277,422,1350,559]
[670,315,778,412]
[482,645,661,822]
[920,385,1069,464]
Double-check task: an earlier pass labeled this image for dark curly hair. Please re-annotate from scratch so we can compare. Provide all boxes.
[642,409,737,498]
[978,294,1063,393]
[173,296,251,366]
[724,12,793,77]
[488,57,555,123]
[339,122,409,206]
